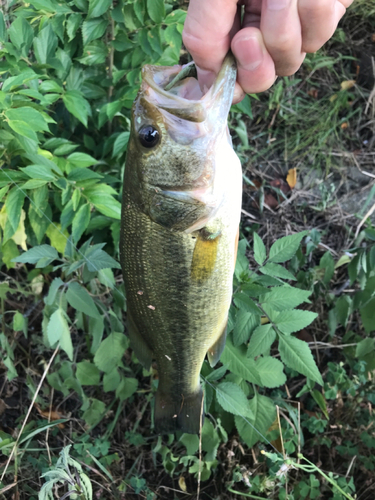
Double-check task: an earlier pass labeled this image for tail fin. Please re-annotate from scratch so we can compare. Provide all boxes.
[154,387,204,434]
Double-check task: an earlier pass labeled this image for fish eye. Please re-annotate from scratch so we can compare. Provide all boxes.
[139,125,160,148]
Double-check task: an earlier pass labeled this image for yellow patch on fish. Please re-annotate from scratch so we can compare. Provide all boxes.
[190,229,221,283]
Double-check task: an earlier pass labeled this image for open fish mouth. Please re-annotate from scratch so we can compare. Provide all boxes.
[141,52,237,127]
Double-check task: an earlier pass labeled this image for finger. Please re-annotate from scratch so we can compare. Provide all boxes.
[231,27,277,94]
[260,0,305,77]
[182,0,239,89]
[299,0,345,53]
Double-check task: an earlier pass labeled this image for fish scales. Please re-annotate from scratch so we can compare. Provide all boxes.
[120,54,242,434]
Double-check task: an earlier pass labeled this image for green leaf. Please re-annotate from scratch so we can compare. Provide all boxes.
[103,368,120,392]
[259,286,311,311]
[45,277,64,306]
[63,91,90,127]
[248,324,276,358]
[259,262,296,281]
[253,232,266,265]
[221,335,262,385]
[216,382,253,417]
[87,0,112,19]
[8,17,34,56]
[235,393,276,448]
[82,18,107,45]
[47,309,73,360]
[94,332,128,373]
[116,377,138,401]
[233,310,259,346]
[67,152,97,168]
[29,203,51,244]
[360,297,375,333]
[0,11,7,42]
[90,196,121,220]
[85,246,121,271]
[233,293,262,315]
[67,13,82,42]
[33,24,58,64]
[76,361,100,386]
[5,186,25,233]
[7,120,38,141]
[72,203,91,243]
[112,131,130,157]
[82,398,106,427]
[268,231,308,264]
[147,0,165,23]
[13,311,26,333]
[255,356,286,388]
[356,338,375,358]
[66,282,99,318]
[2,69,37,92]
[13,244,58,266]
[311,390,328,419]
[278,334,323,385]
[89,315,104,354]
[79,40,108,65]
[21,164,57,181]
[6,108,50,133]
[274,309,318,334]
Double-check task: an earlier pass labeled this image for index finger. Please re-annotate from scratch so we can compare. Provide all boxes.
[182,0,240,88]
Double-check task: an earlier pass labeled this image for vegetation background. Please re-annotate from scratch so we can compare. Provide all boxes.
[0,0,374,499]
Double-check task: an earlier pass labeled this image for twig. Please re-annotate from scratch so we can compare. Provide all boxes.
[355,201,375,238]
[0,347,59,482]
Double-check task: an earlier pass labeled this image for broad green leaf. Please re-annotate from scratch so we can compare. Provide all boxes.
[253,232,266,265]
[66,282,99,318]
[13,311,26,333]
[123,4,138,31]
[91,196,121,220]
[21,164,57,181]
[46,223,69,254]
[255,356,286,388]
[8,17,33,56]
[67,13,82,42]
[63,91,90,127]
[360,297,375,333]
[13,244,58,266]
[233,293,262,315]
[45,277,64,306]
[33,24,58,64]
[94,332,128,373]
[274,309,318,334]
[221,335,262,385]
[89,315,104,354]
[116,377,138,401]
[163,24,182,58]
[7,120,38,141]
[356,338,375,358]
[112,131,130,157]
[5,187,25,233]
[68,152,97,168]
[31,0,72,13]
[233,310,259,346]
[29,203,51,243]
[79,40,108,65]
[103,368,120,392]
[82,398,106,427]
[311,390,329,419]
[216,382,253,417]
[47,309,73,360]
[72,203,91,242]
[259,286,311,311]
[268,231,308,263]
[87,0,112,19]
[2,69,37,92]
[147,0,165,23]
[85,246,121,271]
[82,18,107,45]
[0,12,7,42]
[76,361,100,385]
[248,324,276,358]
[334,295,352,327]
[278,334,323,385]
[40,80,64,93]
[259,262,296,281]
[235,393,276,448]
[8,105,50,131]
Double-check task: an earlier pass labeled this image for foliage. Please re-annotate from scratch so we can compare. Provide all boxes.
[0,1,374,499]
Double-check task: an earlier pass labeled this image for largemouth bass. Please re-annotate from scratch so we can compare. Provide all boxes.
[120,54,242,434]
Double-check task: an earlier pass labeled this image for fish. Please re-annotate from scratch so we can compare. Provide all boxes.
[120,53,242,434]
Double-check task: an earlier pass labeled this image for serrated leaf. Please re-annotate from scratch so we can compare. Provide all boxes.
[248,324,276,357]
[259,286,311,311]
[8,17,33,56]
[221,335,262,385]
[235,393,276,448]
[147,0,165,23]
[6,107,50,132]
[216,382,253,417]
[22,164,57,181]
[7,120,38,141]
[233,310,260,346]
[94,332,128,373]
[116,377,138,401]
[259,262,296,281]
[76,360,100,386]
[85,247,121,271]
[112,131,130,157]
[72,203,91,242]
[233,293,262,315]
[103,368,120,392]
[63,91,90,127]
[12,244,58,265]
[82,398,106,427]
[66,282,99,318]
[274,309,318,334]
[253,232,266,265]
[82,17,107,45]
[47,309,73,360]
[255,356,286,388]
[5,187,25,233]
[33,24,58,64]
[268,231,308,263]
[45,278,64,306]
[278,334,323,385]
[67,13,82,41]
[87,0,112,19]
[0,11,6,42]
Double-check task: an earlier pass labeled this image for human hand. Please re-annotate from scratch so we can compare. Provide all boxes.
[183,0,354,102]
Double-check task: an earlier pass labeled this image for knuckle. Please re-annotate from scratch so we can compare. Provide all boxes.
[299,0,334,18]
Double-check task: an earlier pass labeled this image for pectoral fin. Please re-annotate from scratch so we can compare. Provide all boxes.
[207,321,227,367]
[191,228,221,283]
[127,310,153,370]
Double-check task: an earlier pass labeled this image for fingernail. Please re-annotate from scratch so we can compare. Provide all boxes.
[267,0,290,11]
[236,35,263,71]
[196,66,216,91]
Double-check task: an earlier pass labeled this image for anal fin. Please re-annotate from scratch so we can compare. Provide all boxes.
[207,321,227,367]
[127,309,153,370]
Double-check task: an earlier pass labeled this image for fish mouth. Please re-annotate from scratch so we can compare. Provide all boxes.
[141,53,237,126]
